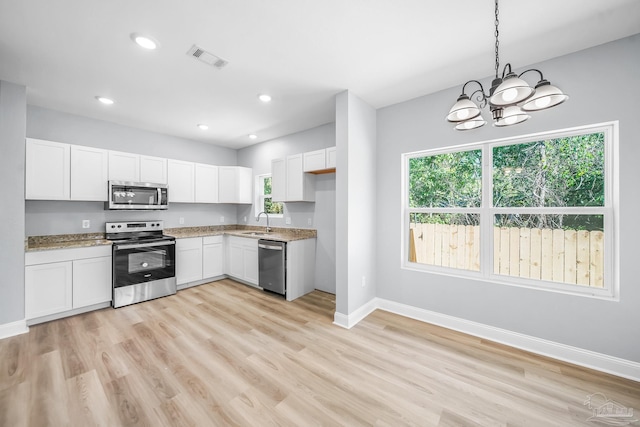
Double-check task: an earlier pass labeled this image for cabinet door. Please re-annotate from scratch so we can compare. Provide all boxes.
[73,256,112,307]
[217,166,237,203]
[195,163,219,203]
[203,242,224,279]
[109,151,140,182]
[176,237,203,284]
[140,155,168,184]
[303,149,326,172]
[286,154,315,202]
[271,158,286,202]
[236,167,253,204]
[70,145,109,201]
[25,261,73,319]
[25,138,70,200]
[243,245,259,285]
[326,146,337,169]
[228,244,244,279]
[168,160,195,203]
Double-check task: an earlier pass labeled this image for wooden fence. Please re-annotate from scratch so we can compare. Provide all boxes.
[409,224,604,287]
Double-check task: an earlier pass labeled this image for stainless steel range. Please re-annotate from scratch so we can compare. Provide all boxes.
[107,221,176,308]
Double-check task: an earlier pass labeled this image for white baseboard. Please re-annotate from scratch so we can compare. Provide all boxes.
[335,298,640,382]
[333,298,379,329]
[0,319,28,340]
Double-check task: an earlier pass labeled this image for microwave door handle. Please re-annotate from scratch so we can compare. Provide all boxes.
[157,188,161,205]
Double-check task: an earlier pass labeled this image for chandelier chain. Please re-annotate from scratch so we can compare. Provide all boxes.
[494,0,500,78]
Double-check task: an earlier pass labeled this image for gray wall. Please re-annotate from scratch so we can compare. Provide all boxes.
[0,81,26,324]
[25,106,239,234]
[376,34,640,362]
[335,91,377,315]
[237,123,336,293]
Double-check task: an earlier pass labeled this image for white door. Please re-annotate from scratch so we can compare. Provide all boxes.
[168,160,195,203]
[70,145,108,201]
[203,242,224,278]
[25,138,70,200]
[195,163,219,203]
[109,151,140,182]
[73,256,112,307]
[176,238,203,284]
[140,155,168,184]
[25,261,73,319]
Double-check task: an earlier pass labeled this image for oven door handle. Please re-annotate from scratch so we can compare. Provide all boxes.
[114,240,175,250]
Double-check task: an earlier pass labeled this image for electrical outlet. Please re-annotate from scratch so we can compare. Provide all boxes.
[285,217,291,225]
[307,218,312,226]
[179,217,185,225]
[220,216,225,223]
[244,216,247,222]
[82,219,90,229]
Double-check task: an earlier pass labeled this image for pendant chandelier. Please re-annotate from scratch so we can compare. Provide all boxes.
[446,0,568,131]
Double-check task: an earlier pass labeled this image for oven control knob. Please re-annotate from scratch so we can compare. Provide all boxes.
[110,225,115,229]
[117,225,122,228]
[141,262,149,268]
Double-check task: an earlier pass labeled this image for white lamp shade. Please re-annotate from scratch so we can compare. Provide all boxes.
[489,76,534,106]
[521,83,568,111]
[455,117,486,131]
[446,96,481,122]
[494,106,530,127]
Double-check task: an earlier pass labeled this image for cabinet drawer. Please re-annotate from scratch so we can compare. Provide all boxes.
[203,235,223,245]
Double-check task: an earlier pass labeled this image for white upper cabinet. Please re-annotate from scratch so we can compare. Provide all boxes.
[326,146,337,169]
[303,146,337,173]
[286,154,315,202]
[140,155,168,184]
[271,158,286,202]
[218,166,252,204]
[108,150,140,182]
[25,138,71,200]
[195,163,219,203]
[303,149,327,172]
[70,145,108,201]
[168,159,195,203]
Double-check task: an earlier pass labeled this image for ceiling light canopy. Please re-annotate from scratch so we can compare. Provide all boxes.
[248,134,258,140]
[197,124,209,130]
[130,33,159,50]
[258,94,272,103]
[95,96,114,105]
[446,0,568,130]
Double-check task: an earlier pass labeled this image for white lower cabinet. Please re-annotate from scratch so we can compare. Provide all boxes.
[25,261,73,319]
[225,236,258,285]
[202,236,224,278]
[25,246,112,322]
[176,237,203,285]
[176,235,225,286]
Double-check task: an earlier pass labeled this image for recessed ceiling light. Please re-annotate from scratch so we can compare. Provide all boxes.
[130,33,159,50]
[258,94,272,103]
[249,134,258,140]
[197,124,209,130]
[95,96,114,105]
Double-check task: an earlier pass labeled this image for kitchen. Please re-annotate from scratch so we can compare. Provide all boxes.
[2,1,640,425]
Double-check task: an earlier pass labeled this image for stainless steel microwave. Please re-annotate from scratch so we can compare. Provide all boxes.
[107,181,169,210]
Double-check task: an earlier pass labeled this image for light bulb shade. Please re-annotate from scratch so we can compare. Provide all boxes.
[494,106,530,127]
[489,74,535,106]
[521,81,568,111]
[455,117,486,131]
[446,94,481,122]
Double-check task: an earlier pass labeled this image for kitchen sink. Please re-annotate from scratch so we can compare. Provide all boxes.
[240,231,271,236]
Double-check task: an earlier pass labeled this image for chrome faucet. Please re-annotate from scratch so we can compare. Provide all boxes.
[256,211,271,232]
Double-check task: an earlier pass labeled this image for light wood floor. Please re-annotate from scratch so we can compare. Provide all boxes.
[1,279,638,426]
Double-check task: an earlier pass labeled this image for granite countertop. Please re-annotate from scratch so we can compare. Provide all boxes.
[26,233,112,252]
[26,226,317,252]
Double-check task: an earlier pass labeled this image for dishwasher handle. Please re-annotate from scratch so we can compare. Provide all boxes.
[258,242,284,250]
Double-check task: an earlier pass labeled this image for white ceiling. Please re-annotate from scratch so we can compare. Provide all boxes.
[1,0,639,149]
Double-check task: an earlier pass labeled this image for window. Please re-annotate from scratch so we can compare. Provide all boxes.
[403,123,617,298]
[255,174,283,217]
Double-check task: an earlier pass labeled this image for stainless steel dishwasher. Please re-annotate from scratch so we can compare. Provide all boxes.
[258,239,286,295]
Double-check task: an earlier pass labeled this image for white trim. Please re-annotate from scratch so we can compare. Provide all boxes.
[336,298,640,382]
[0,319,29,339]
[333,298,379,329]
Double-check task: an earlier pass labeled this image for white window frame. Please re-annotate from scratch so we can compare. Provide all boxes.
[401,122,619,300]
[255,173,284,218]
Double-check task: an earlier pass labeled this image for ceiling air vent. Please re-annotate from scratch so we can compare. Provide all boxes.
[186,45,229,70]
